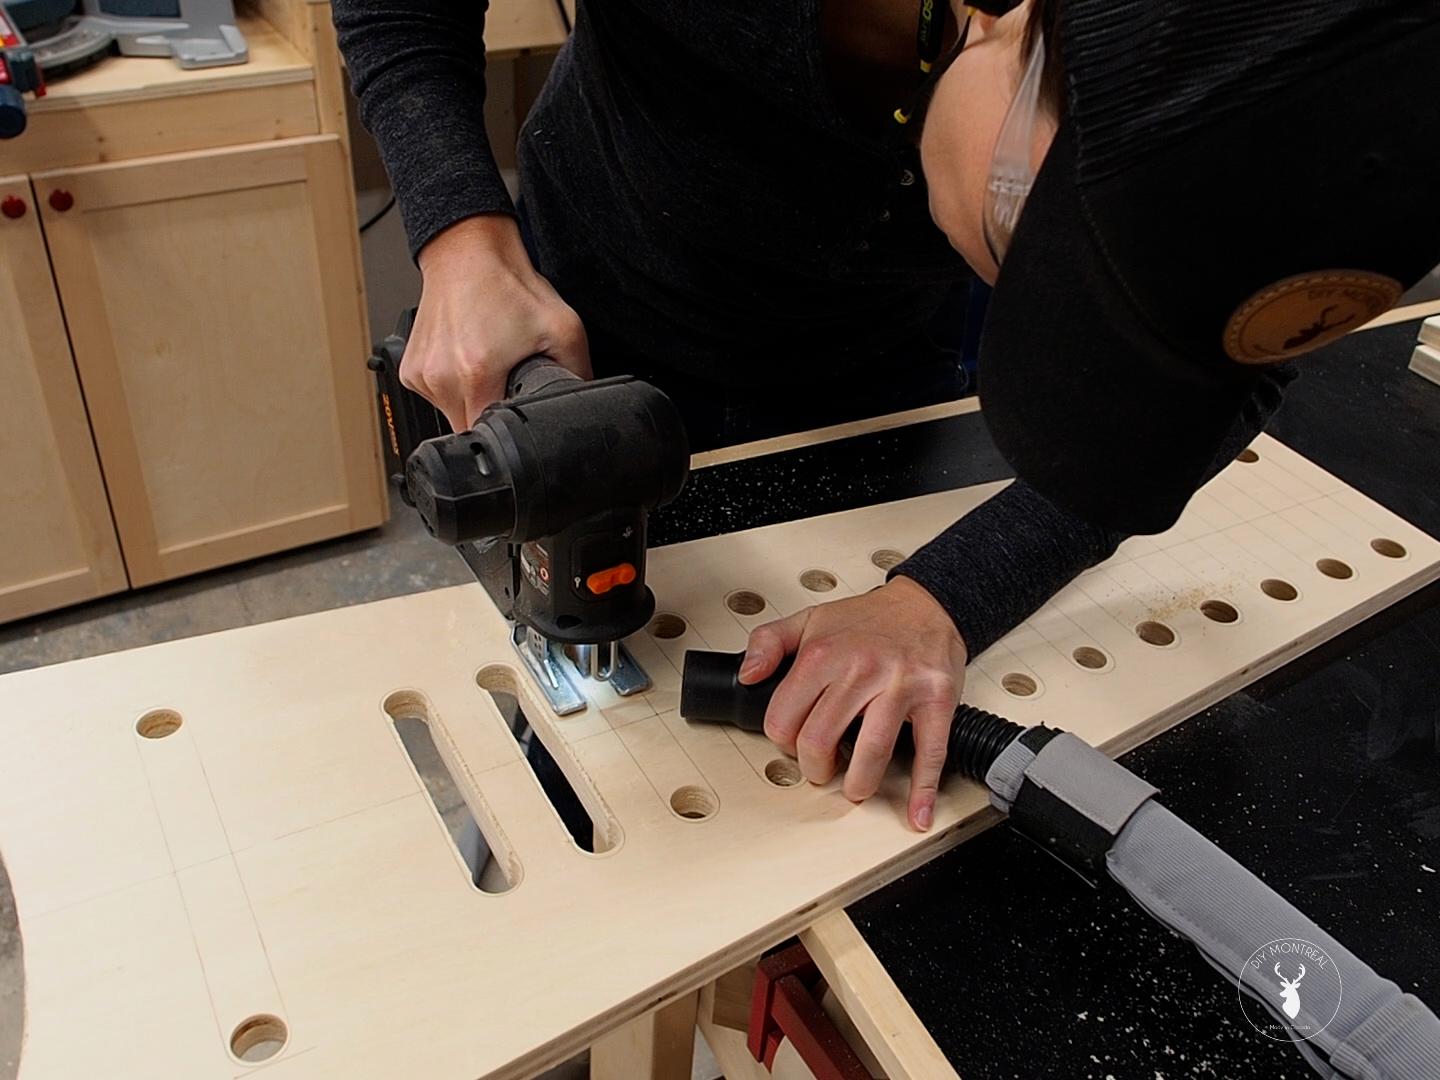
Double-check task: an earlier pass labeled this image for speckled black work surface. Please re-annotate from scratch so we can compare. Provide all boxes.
[650,405,1013,547]
[844,318,1440,1079]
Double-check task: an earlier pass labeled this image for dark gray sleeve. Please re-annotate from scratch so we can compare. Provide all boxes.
[892,367,1296,656]
[333,0,515,260]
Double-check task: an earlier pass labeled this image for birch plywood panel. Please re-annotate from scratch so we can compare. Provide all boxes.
[1413,343,1440,387]
[1,435,1437,1080]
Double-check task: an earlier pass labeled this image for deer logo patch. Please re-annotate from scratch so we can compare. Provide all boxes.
[1238,938,1342,1043]
[1223,270,1402,364]
[1275,962,1306,1020]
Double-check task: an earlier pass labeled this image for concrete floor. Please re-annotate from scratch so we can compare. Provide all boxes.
[0,490,720,1079]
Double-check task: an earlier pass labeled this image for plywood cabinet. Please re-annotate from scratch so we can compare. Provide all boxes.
[0,175,128,621]
[0,2,387,621]
[34,138,384,585]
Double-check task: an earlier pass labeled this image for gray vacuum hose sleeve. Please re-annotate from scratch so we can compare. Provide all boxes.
[1110,800,1440,1080]
[984,734,1440,1079]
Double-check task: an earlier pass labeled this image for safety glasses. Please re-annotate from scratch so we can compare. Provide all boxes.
[983,29,1046,267]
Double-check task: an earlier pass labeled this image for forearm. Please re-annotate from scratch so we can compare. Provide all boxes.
[893,365,1297,655]
[333,0,514,259]
[892,480,1124,657]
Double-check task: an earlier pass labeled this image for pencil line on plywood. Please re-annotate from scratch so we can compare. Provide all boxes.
[131,727,229,1047]
[260,790,416,848]
[612,721,674,810]
[720,725,771,784]
[189,726,292,1022]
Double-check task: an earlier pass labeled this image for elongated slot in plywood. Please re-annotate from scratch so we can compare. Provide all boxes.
[384,690,519,893]
[475,665,619,854]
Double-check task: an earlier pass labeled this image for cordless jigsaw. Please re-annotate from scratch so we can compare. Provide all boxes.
[368,309,689,714]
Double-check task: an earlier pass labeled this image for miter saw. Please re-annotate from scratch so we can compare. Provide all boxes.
[0,0,246,137]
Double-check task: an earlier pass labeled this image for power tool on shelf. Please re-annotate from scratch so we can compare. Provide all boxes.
[368,309,690,715]
[1,0,247,138]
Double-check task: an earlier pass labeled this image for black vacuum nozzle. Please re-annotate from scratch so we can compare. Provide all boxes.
[679,650,792,733]
[679,649,1027,781]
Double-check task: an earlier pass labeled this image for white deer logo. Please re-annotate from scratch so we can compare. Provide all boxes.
[1275,962,1306,1020]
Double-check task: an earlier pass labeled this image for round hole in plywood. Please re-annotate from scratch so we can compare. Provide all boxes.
[800,569,838,593]
[1200,599,1240,624]
[648,612,688,639]
[1316,558,1354,580]
[1236,448,1260,464]
[1260,578,1299,601]
[1072,646,1109,670]
[870,549,906,572]
[230,1014,287,1063]
[136,709,182,739]
[725,590,767,616]
[1371,538,1407,559]
[669,785,718,821]
[1001,672,1038,697]
[764,759,803,787]
[1136,620,1177,647]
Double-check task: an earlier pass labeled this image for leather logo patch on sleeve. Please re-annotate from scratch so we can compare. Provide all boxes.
[1223,270,1403,364]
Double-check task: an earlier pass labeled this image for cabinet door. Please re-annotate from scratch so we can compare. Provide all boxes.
[34,137,387,586]
[0,176,127,621]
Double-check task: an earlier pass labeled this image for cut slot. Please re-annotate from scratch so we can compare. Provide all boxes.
[1200,599,1240,624]
[1371,538,1407,559]
[648,612,688,639]
[1316,558,1354,580]
[1136,620,1177,647]
[726,590,767,616]
[1260,578,1299,601]
[670,785,718,821]
[1236,448,1260,463]
[384,690,520,893]
[136,709,182,739]
[230,1014,287,1063]
[764,758,803,787]
[1072,646,1109,670]
[800,569,838,593]
[870,548,906,571]
[1001,672,1038,697]
[476,665,619,855]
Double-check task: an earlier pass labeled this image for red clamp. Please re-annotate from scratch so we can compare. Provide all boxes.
[747,942,875,1080]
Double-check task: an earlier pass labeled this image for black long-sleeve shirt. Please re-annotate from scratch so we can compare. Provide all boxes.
[334,0,1290,657]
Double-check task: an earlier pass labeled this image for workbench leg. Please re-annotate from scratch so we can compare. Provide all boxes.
[590,991,699,1080]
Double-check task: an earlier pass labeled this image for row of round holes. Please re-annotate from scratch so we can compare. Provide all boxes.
[649,533,1411,698]
[1128,539,1409,650]
[650,552,912,634]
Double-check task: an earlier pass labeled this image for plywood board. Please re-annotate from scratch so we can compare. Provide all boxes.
[1,435,1437,1079]
[1413,343,1440,388]
[1421,316,1440,350]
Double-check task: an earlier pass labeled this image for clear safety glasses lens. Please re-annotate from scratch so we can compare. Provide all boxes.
[983,29,1046,267]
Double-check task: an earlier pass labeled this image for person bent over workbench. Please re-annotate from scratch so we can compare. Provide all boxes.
[336,0,1440,832]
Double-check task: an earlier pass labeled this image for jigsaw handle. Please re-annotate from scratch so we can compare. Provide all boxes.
[506,355,581,400]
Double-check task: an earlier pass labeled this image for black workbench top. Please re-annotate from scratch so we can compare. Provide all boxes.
[655,318,1440,1079]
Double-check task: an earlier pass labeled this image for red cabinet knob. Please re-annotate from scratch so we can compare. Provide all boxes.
[1,195,25,220]
[48,189,74,212]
